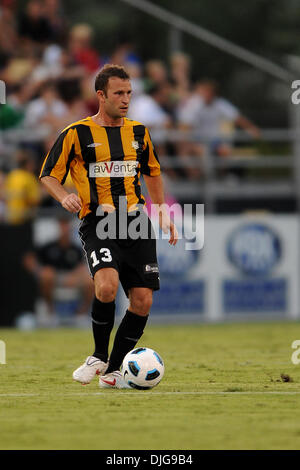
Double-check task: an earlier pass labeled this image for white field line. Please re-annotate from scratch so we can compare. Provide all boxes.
[0,391,300,398]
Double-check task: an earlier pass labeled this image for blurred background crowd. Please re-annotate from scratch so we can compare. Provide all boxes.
[0,0,298,327]
[0,0,265,225]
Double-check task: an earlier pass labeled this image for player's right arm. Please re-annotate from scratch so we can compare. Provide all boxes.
[39,127,82,214]
[40,176,81,213]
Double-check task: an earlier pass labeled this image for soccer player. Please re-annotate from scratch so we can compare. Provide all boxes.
[40,64,178,388]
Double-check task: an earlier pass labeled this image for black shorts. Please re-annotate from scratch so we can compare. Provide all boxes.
[78,211,160,297]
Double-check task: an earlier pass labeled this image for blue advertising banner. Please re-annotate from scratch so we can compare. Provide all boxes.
[150,217,205,316]
[152,280,205,314]
[223,278,287,313]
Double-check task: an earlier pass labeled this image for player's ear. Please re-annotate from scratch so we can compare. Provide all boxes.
[96,89,106,101]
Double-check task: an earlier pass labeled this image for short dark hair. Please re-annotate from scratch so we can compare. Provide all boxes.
[197,79,219,94]
[95,64,130,94]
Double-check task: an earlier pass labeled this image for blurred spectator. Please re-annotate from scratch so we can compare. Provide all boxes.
[54,77,89,124]
[24,80,67,130]
[43,0,66,44]
[128,82,172,143]
[24,77,88,154]
[124,62,144,99]
[2,49,54,108]
[128,82,177,179]
[4,150,40,224]
[0,0,18,57]
[0,0,264,192]
[24,217,94,322]
[68,23,100,73]
[42,44,63,74]
[177,79,260,178]
[37,47,85,84]
[110,34,141,66]
[144,60,168,91]
[170,52,191,103]
[1,52,36,91]
[18,0,55,47]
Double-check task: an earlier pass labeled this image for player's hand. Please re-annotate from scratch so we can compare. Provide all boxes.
[159,213,178,246]
[168,221,178,246]
[61,193,82,213]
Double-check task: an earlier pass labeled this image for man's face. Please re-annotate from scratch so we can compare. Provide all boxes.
[98,77,132,119]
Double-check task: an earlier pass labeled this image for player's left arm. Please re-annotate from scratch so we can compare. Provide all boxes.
[141,128,178,246]
[144,174,178,246]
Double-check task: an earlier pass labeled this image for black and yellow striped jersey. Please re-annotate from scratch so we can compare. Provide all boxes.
[39,116,160,219]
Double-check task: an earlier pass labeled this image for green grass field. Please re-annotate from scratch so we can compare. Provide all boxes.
[1,321,300,450]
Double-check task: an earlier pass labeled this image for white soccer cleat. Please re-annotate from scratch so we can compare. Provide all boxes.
[99,370,131,389]
[73,356,107,385]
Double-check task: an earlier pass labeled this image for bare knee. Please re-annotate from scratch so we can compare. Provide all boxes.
[95,283,118,302]
[94,268,119,303]
[129,289,153,316]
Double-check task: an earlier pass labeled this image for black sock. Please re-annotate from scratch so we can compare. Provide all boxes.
[91,297,115,363]
[106,310,148,373]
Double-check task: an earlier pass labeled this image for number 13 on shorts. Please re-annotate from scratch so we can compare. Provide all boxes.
[90,248,112,267]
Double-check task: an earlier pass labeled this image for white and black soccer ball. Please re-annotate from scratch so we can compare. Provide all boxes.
[122,347,165,390]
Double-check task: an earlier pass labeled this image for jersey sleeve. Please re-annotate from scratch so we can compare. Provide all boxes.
[39,127,76,184]
[140,127,161,177]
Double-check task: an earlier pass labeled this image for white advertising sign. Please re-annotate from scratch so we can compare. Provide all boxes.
[149,214,299,321]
